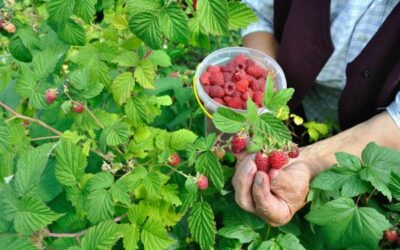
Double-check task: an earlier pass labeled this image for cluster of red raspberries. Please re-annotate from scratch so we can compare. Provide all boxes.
[199,54,273,109]
[230,132,299,171]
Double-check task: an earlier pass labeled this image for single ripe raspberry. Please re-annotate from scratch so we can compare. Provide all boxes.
[213,97,224,105]
[224,81,236,96]
[45,88,58,104]
[245,58,256,68]
[255,153,270,172]
[203,85,210,94]
[269,151,288,169]
[231,133,247,153]
[233,71,247,82]
[212,146,226,160]
[236,79,249,93]
[241,88,254,101]
[233,54,247,64]
[384,230,398,243]
[222,62,236,73]
[223,72,233,82]
[247,65,265,78]
[223,96,232,103]
[168,153,181,166]
[73,103,84,113]
[209,85,224,98]
[288,144,300,158]
[4,22,16,33]
[197,175,209,190]
[253,91,264,107]
[226,96,242,109]
[210,72,224,85]
[207,65,221,73]
[200,71,211,85]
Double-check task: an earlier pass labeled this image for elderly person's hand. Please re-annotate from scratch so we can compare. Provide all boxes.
[232,153,313,227]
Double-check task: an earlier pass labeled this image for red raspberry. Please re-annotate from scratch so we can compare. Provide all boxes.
[222,62,236,73]
[224,81,236,96]
[223,96,232,103]
[233,54,247,64]
[233,91,242,97]
[197,175,209,190]
[213,97,224,105]
[200,71,211,85]
[73,103,84,113]
[233,71,247,82]
[253,91,264,107]
[245,58,256,68]
[223,72,233,82]
[207,65,221,73]
[209,86,224,98]
[255,153,270,172]
[385,230,397,243]
[210,72,224,85]
[236,79,249,93]
[227,96,242,109]
[168,153,181,166]
[45,88,58,104]
[203,85,210,94]
[231,133,248,153]
[288,144,300,158]
[247,66,265,78]
[269,151,288,169]
[241,88,254,101]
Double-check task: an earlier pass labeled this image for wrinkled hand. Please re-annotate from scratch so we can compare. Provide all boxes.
[232,153,313,227]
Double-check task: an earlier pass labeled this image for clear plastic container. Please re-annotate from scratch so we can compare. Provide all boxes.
[195,47,287,114]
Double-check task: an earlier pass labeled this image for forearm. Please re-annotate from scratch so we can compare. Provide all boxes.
[301,111,400,177]
[242,32,279,59]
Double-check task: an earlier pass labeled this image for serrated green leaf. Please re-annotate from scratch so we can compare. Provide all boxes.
[0,118,8,153]
[35,160,63,202]
[198,0,228,36]
[112,15,129,30]
[81,220,123,250]
[74,0,96,23]
[189,202,216,250]
[169,129,198,150]
[142,172,162,198]
[246,99,258,123]
[110,181,131,207]
[112,52,139,67]
[0,235,37,250]
[88,172,114,191]
[14,197,63,235]
[195,151,224,192]
[256,113,291,142]
[111,72,135,105]
[212,108,245,133]
[125,0,163,15]
[275,233,305,250]
[305,197,390,249]
[47,0,76,24]
[87,189,114,224]
[160,2,189,43]
[32,44,67,79]
[128,202,147,225]
[160,184,182,206]
[55,142,87,187]
[15,67,49,109]
[149,50,171,67]
[134,60,155,89]
[228,2,257,30]
[389,172,400,200]
[58,19,86,46]
[264,88,295,112]
[101,122,129,146]
[61,130,86,144]
[9,36,33,62]
[219,225,259,244]
[185,177,198,194]
[123,224,140,250]
[141,219,175,250]
[129,12,162,49]
[0,152,14,181]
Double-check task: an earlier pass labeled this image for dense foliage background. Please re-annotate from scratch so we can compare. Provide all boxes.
[1,1,400,250]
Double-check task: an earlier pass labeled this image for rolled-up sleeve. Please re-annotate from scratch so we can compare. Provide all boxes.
[387,92,400,128]
[241,0,275,37]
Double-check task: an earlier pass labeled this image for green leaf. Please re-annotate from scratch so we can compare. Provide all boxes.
[58,19,86,46]
[81,220,123,250]
[188,202,216,250]
[87,189,114,224]
[227,2,257,30]
[35,160,63,202]
[276,233,305,250]
[141,219,175,250]
[195,152,224,192]
[160,184,182,206]
[0,235,37,250]
[219,225,260,244]
[256,113,291,142]
[149,50,172,67]
[134,60,156,89]
[0,118,8,153]
[32,44,67,79]
[169,129,198,150]
[88,172,114,191]
[389,172,400,200]
[125,0,163,15]
[246,99,258,123]
[47,0,76,23]
[112,15,129,30]
[112,52,139,67]
[142,172,162,198]
[212,108,245,133]
[14,197,63,235]
[129,12,162,49]
[264,88,295,112]
[9,36,33,62]
[160,2,189,43]
[198,0,229,36]
[55,141,87,187]
[74,0,96,23]
[101,122,129,146]
[14,144,53,197]
[123,224,140,250]
[111,72,135,105]
[305,197,390,249]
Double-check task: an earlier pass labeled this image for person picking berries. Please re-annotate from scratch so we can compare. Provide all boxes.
[232,0,400,227]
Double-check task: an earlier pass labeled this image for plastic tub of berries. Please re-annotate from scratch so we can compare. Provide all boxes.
[194,47,287,116]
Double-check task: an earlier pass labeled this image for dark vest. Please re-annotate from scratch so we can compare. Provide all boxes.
[274,0,400,129]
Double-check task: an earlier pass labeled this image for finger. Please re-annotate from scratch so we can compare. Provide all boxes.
[232,156,257,213]
[233,152,248,162]
[252,171,292,226]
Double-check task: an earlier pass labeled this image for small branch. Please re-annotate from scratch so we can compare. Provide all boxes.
[365,189,376,204]
[31,135,60,141]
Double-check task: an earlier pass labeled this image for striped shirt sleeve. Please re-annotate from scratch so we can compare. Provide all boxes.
[241,0,274,37]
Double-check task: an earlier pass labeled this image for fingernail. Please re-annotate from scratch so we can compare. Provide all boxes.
[255,173,264,186]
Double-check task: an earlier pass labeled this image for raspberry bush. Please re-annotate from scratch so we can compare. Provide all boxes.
[1,1,400,250]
